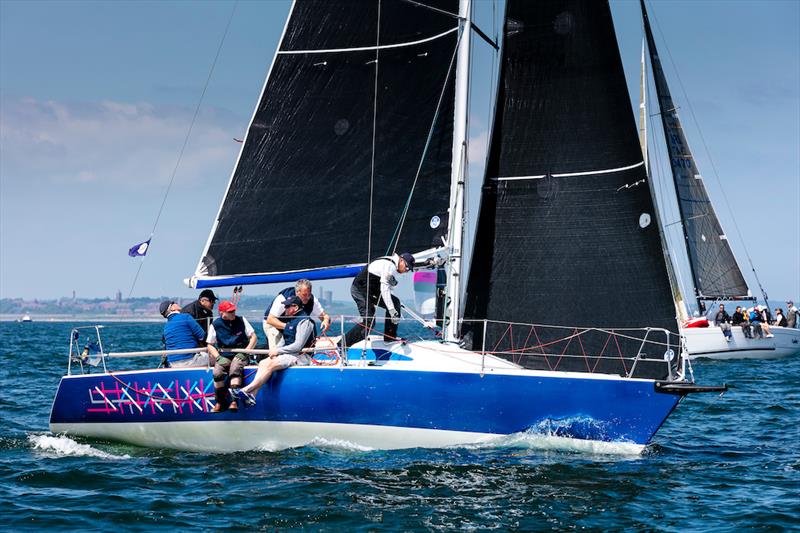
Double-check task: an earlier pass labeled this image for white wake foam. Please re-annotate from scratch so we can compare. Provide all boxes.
[458,420,645,457]
[306,436,375,452]
[28,434,131,460]
[253,436,375,453]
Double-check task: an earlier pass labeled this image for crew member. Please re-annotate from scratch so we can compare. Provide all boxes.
[342,252,415,347]
[207,300,257,412]
[181,289,218,336]
[237,295,316,405]
[159,300,207,367]
[263,279,330,349]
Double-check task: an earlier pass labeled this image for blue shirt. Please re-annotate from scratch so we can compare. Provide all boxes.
[163,313,205,362]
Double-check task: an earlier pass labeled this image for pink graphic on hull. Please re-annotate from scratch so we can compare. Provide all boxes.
[86,378,214,416]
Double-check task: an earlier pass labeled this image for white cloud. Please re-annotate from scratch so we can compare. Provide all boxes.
[0,95,242,189]
[468,128,489,165]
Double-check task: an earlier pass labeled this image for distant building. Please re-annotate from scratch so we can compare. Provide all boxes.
[115,289,122,303]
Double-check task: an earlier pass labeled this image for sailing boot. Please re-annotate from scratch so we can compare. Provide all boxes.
[211,387,228,413]
[384,311,399,342]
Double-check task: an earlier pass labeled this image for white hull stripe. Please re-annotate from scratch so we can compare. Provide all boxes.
[278,27,458,55]
[50,420,645,455]
[493,161,645,181]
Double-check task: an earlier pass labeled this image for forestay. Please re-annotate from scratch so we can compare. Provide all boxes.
[641,0,749,301]
[463,0,679,379]
[192,0,459,288]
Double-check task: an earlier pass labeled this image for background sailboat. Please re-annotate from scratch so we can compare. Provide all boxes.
[639,0,800,360]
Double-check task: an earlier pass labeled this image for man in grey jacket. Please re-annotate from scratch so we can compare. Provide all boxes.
[235,295,315,405]
[787,301,799,329]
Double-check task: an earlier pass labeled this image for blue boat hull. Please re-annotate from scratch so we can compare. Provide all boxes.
[50,366,680,451]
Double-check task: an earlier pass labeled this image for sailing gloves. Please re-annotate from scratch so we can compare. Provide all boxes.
[390,310,401,325]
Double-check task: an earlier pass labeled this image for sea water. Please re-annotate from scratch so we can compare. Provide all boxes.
[1,321,798,531]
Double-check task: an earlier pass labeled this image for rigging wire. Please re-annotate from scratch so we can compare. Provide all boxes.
[648,3,768,305]
[364,0,381,323]
[400,0,459,20]
[386,24,462,255]
[644,46,692,315]
[127,1,238,299]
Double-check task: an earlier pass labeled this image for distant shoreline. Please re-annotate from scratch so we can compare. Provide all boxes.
[0,315,163,323]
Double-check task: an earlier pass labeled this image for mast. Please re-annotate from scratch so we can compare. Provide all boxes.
[443,0,472,342]
[639,37,689,322]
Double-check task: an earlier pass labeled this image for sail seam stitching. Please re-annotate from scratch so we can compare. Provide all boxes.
[278,27,458,55]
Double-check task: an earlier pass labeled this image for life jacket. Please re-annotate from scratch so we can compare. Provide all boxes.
[353,256,395,292]
[265,287,316,320]
[212,316,248,349]
[283,309,317,349]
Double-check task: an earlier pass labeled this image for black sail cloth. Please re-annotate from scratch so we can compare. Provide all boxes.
[641,0,750,301]
[197,0,458,280]
[464,0,679,379]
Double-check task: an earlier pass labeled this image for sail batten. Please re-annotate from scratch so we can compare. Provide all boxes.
[277,27,458,55]
[493,161,645,181]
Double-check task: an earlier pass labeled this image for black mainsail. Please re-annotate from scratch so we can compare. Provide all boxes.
[641,0,750,303]
[463,0,678,378]
[193,0,459,287]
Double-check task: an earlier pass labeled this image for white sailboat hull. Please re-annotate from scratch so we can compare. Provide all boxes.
[682,325,800,360]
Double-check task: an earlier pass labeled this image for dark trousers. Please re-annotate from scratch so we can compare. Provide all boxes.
[344,282,401,346]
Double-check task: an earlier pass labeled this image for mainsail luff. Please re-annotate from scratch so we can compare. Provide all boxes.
[463,0,678,378]
[192,0,460,288]
[640,0,750,303]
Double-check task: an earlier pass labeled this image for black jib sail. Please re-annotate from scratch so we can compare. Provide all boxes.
[641,0,749,302]
[193,0,459,288]
[463,0,678,379]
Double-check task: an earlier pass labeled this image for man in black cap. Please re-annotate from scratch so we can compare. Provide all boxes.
[342,252,415,347]
[181,289,218,338]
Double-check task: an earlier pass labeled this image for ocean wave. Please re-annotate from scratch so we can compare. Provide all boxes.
[28,434,131,460]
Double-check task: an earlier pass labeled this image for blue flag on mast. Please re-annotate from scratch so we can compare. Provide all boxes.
[128,238,151,257]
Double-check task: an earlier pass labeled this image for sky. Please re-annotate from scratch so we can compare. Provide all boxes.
[1,0,798,305]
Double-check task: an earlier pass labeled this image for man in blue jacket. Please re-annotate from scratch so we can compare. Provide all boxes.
[160,300,207,367]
